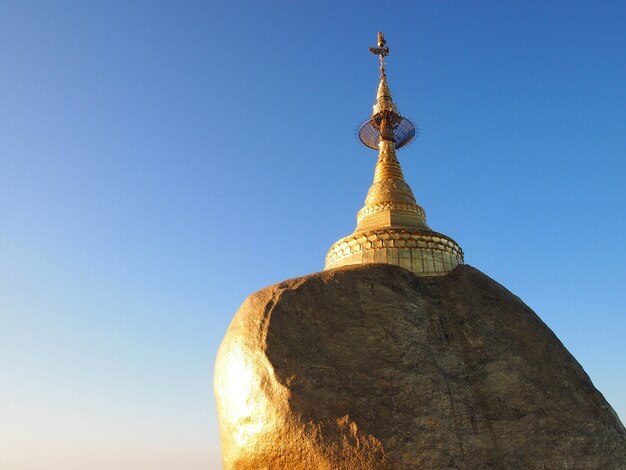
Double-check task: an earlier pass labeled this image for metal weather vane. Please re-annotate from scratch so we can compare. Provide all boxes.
[369,32,390,78]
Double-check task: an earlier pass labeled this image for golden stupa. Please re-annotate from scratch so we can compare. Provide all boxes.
[325,33,463,276]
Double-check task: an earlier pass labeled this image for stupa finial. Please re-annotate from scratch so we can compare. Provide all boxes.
[359,32,415,149]
[369,31,389,79]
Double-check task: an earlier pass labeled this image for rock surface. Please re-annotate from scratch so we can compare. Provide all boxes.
[214,264,626,469]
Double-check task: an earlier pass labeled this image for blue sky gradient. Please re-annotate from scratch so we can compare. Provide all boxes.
[1,1,624,469]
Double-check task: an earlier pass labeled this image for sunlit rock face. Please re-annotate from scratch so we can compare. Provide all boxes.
[214,264,626,469]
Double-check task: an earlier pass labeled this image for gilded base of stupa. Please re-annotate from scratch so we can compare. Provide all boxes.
[323,138,464,277]
[325,228,463,276]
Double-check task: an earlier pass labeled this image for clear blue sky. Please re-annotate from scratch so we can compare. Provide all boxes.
[1,1,624,469]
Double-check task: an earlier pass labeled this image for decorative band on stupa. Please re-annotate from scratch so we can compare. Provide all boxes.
[324,32,463,276]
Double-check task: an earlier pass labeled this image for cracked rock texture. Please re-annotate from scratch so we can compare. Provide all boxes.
[214,264,626,469]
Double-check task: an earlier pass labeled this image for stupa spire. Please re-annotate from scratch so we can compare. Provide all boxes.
[369,32,398,116]
[324,32,464,276]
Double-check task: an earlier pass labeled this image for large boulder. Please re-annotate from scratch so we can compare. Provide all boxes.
[214,264,626,469]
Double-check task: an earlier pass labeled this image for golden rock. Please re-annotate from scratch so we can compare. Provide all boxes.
[215,264,626,469]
